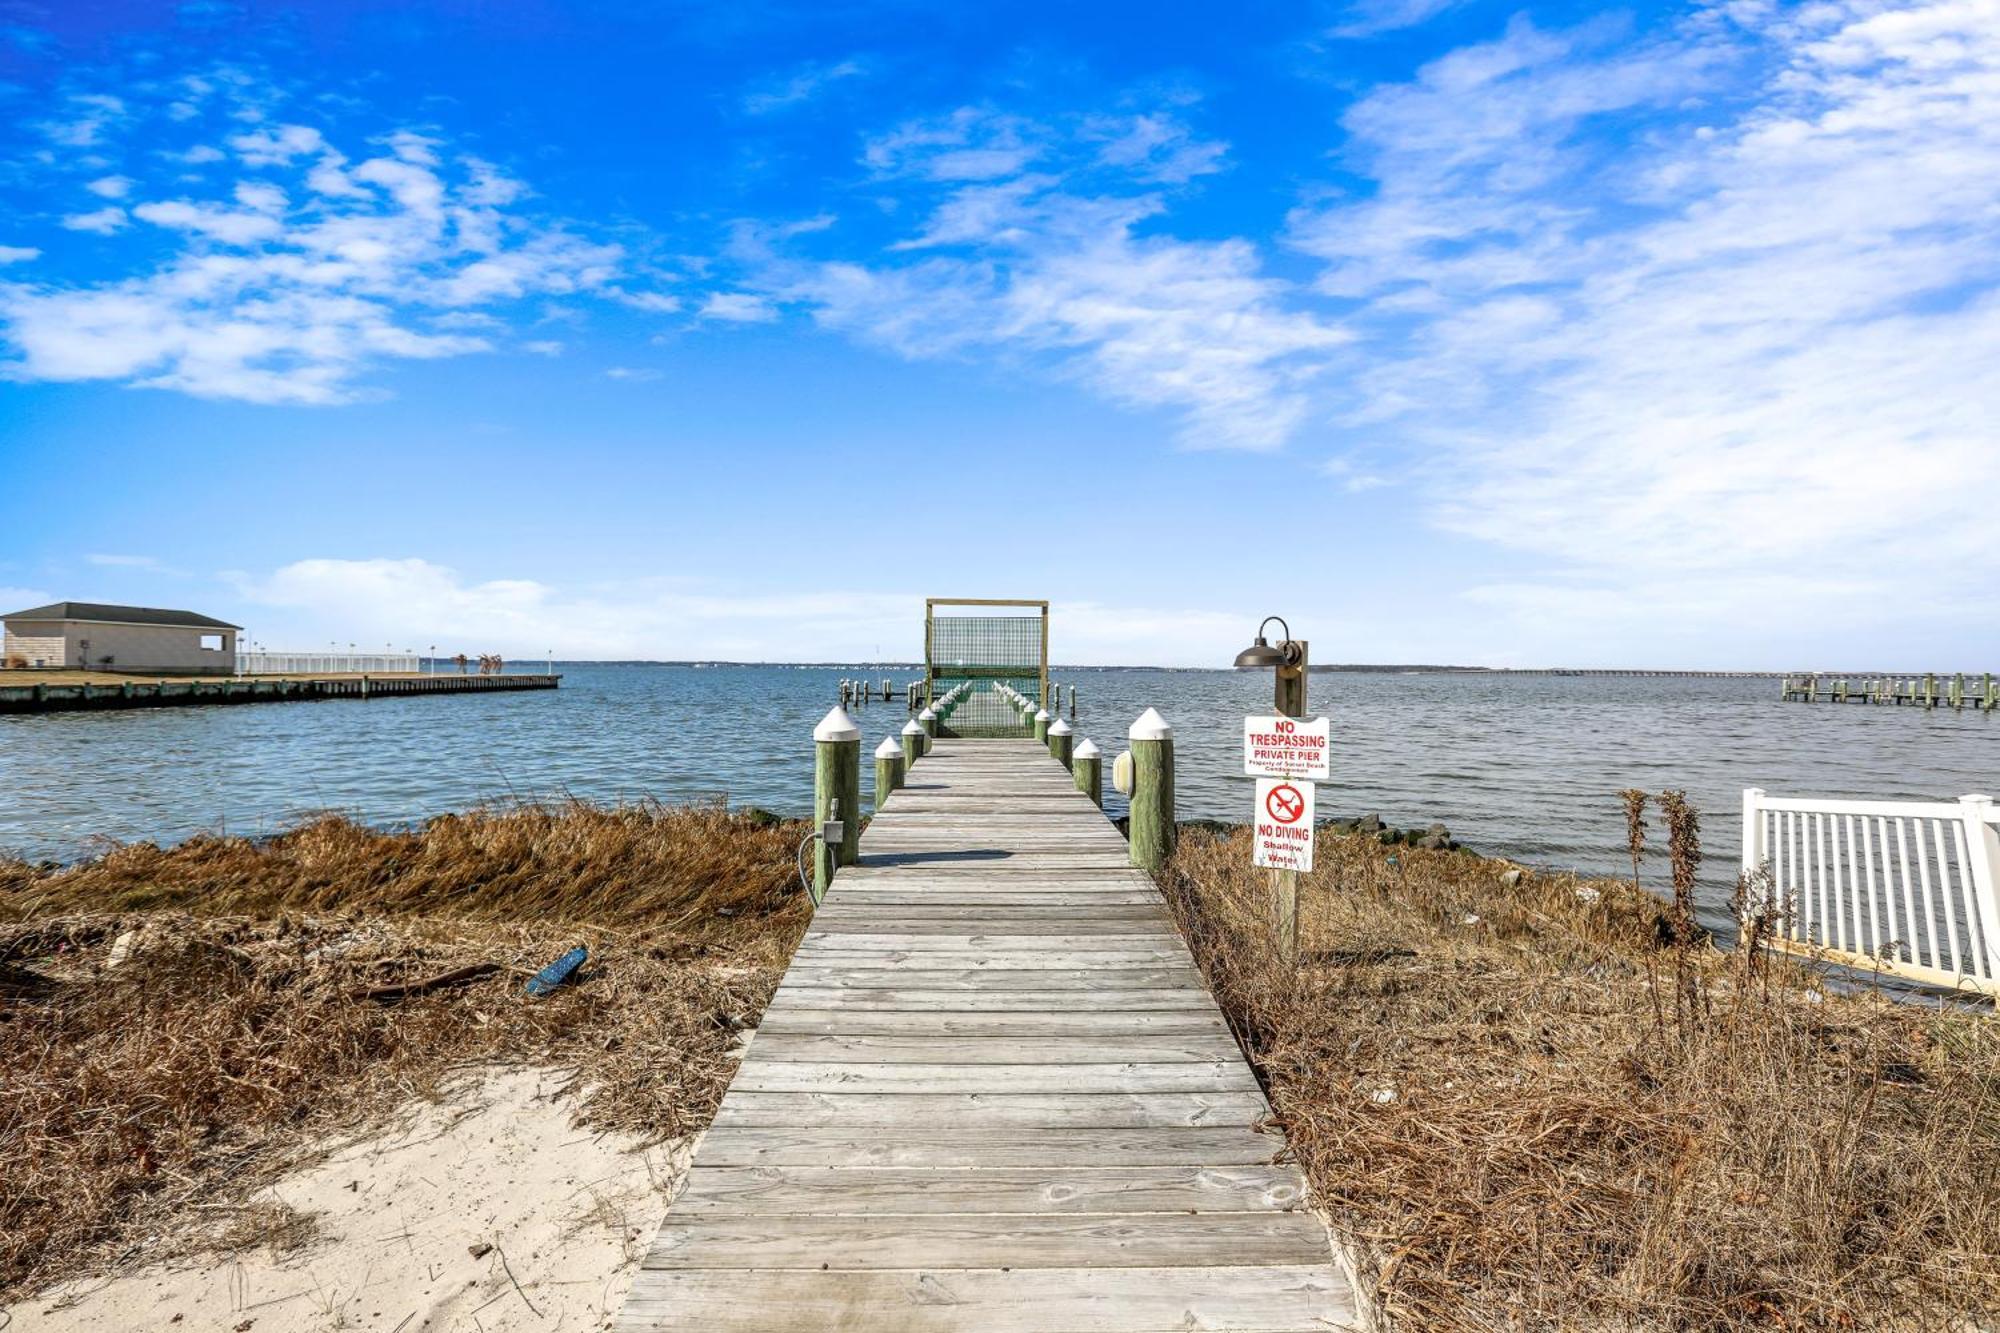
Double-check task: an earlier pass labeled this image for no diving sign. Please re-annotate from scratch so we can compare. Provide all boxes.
[1253,777,1315,872]
[1243,715,1330,781]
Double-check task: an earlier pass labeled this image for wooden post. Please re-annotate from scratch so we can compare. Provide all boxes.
[1073,738,1102,808]
[919,707,937,746]
[1048,717,1073,768]
[1272,642,1308,965]
[1069,686,1077,720]
[902,718,924,767]
[874,736,905,811]
[813,706,861,903]
[1128,708,1175,872]
[1034,708,1050,744]
[1952,674,1965,710]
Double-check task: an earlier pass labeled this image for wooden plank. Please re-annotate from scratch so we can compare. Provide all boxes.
[689,1125,1288,1168]
[615,1267,1359,1332]
[743,1032,1246,1064]
[708,1091,1270,1129]
[768,988,1218,1011]
[728,1061,1260,1095]
[800,933,1186,949]
[753,1008,1233,1037]
[669,1164,1307,1216]
[643,1212,1331,1270]
[774,967,1207,991]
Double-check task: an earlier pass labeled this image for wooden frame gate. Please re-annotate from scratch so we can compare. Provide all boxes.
[925,598,1048,738]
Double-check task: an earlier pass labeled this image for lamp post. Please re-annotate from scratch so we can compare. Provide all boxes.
[1234,615,1310,962]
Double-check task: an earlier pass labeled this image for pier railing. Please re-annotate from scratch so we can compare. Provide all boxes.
[1742,788,2000,995]
[238,651,421,675]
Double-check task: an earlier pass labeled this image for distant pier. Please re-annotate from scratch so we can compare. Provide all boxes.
[1781,672,1997,711]
[0,672,560,715]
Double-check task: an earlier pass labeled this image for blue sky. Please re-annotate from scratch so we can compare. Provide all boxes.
[0,0,1994,667]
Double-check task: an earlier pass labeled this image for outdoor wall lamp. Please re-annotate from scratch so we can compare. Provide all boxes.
[1234,616,1304,670]
[1234,615,1309,717]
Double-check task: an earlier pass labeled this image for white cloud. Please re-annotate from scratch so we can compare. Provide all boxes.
[133,199,286,245]
[1,92,626,405]
[761,184,1345,449]
[86,175,133,199]
[742,58,867,115]
[61,208,128,234]
[228,123,327,166]
[522,339,563,356]
[83,553,188,575]
[0,586,52,615]
[699,291,779,323]
[41,93,124,148]
[1327,0,1466,39]
[1088,114,1228,183]
[0,247,39,265]
[864,108,1045,182]
[614,290,682,314]
[223,557,1262,664]
[603,365,660,380]
[1287,1,2000,619]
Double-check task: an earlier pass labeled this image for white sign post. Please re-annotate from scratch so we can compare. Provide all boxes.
[1243,715,1330,781]
[1252,776,1315,873]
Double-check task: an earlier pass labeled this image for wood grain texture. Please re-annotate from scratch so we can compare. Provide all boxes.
[618,1267,1360,1332]
[613,736,1350,1332]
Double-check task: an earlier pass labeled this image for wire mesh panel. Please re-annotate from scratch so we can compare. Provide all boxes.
[927,599,1047,737]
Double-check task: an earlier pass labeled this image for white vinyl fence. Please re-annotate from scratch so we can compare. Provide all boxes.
[1742,789,2000,995]
[236,652,421,675]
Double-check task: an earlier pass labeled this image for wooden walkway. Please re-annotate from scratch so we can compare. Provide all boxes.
[616,737,1357,1332]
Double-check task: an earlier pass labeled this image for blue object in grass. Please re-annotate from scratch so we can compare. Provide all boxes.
[525,946,588,997]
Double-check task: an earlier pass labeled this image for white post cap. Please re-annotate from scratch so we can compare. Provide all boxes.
[814,705,861,742]
[1035,708,1050,722]
[1048,718,1071,736]
[902,719,924,735]
[919,707,935,719]
[1073,738,1100,759]
[875,736,903,759]
[1129,707,1173,741]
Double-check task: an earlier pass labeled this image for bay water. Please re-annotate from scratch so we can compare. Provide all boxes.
[4,664,1996,934]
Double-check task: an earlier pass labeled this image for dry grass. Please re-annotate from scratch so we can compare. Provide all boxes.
[1160,825,2000,1332]
[0,801,810,1299]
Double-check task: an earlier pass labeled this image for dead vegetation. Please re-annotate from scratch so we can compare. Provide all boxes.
[1160,815,2000,1332]
[0,801,809,1299]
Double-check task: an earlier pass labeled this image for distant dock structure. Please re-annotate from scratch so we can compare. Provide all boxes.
[0,670,560,715]
[1,599,558,716]
[1781,672,1997,712]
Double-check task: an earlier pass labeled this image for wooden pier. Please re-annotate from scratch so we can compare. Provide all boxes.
[0,671,560,715]
[615,736,1356,1332]
[1781,672,1997,711]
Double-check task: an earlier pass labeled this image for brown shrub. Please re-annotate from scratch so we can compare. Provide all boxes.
[1159,826,2000,1332]
[0,802,811,1298]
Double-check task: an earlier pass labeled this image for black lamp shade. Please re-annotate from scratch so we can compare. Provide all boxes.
[1234,637,1286,668]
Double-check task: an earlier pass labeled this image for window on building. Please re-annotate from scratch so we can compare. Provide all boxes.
[200,634,225,651]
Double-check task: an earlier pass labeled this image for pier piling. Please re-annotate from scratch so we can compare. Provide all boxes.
[1127,707,1175,873]
[812,706,862,903]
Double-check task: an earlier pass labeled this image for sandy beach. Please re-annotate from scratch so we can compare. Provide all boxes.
[12,1069,688,1333]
